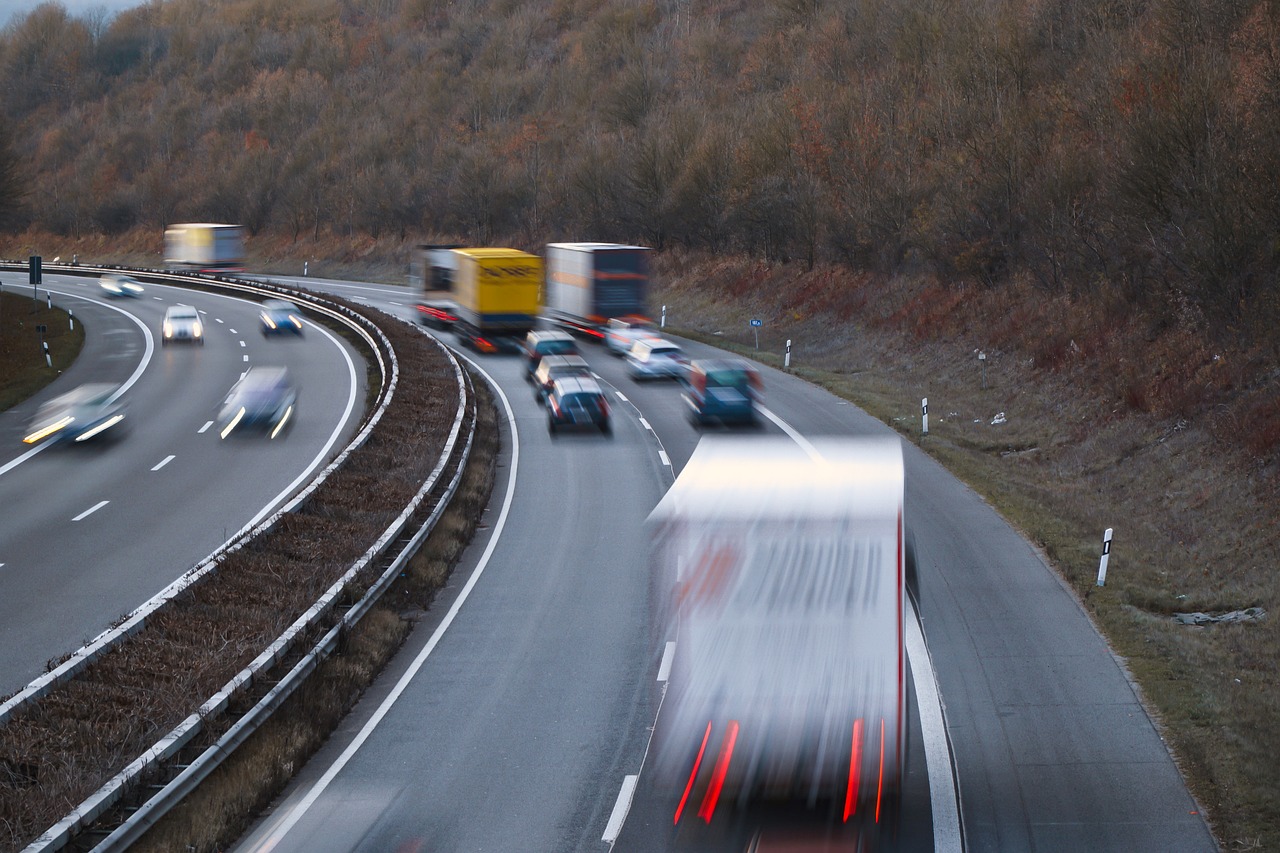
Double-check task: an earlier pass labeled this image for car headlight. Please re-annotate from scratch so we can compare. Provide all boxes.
[163,321,173,337]
[192,322,203,337]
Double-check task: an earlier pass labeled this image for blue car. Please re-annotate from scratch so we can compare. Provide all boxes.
[217,367,297,439]
[260,299,305,336]
[23,384,127,445]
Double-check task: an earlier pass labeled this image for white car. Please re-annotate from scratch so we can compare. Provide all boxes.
[99,273,144,297]
[626,338,688,381]
[162,304,204,345]
[604,316,660,356]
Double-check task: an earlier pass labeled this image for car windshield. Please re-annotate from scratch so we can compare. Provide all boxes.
[539,340,576,356]
[705,368,750,388]
[170,308,198,319]
[561,393,603,411]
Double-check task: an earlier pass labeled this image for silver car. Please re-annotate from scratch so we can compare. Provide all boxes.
[626,338,688,381]
[162,304,203,345]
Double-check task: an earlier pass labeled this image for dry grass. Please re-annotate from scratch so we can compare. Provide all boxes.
[0,291,84,411]
[655,250,1279,849]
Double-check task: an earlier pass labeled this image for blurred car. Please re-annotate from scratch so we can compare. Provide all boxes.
[531,354,592,401]
[99,273,144,298]
[260,299,305,336]
[22,383,126,445]
[603,315,660,356]
[682,358,763,427]
[217,367,297,439]
[162,304,203,345]
[625,337,688,381]
[546,376,611,435]
[522,330,579,376]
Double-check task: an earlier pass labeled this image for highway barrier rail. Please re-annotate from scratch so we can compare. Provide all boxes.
[0,264,476,852]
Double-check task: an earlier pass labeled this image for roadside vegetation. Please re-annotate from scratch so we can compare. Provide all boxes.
[0,0,1275,847]
[0,291,83,411]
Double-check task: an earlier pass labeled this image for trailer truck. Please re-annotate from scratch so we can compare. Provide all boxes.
[163,223,245,271]
[543,242,650,339]
[450,248,543,352]
[409,243,464,330]
[647,436,906,832]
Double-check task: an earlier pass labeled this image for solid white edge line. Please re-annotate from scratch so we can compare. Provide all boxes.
[198,421,213,434]
[72,500,109,522]
[246,350,521,852]
[151,455,175,472]
[602,775,638,843]
[657,641,675,683]
[906,596,964,851]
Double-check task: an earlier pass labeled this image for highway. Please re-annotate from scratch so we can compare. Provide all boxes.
[0,272,366,698]
[226,276,1215,853]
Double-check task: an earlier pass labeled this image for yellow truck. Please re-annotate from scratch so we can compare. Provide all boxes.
[449,248,543,352]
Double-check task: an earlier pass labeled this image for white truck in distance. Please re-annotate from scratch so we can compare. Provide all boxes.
[647,436,907,832]
[543,242,650,338]
[163,223,245,271]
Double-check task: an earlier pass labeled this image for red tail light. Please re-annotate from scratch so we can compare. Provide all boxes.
[675,722,714,825]
[698,720,739,823]
[844,718,864,821]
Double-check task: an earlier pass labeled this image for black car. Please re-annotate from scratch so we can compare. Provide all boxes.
[546,376,611,435]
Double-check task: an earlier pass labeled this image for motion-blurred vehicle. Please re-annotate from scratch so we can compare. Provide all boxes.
[531,354,592,401]
[545,376,611,435]
[259,299,305,336]
[682,358,763,427]
[648,437,907,832]
[625,337,687,380]
[451,248,542,352]
[98,273,144,298]
[162,304,203,345]
[164,223,245,271]
[603,315,661,356]
[543,243,650,339]
[410,243,463,330]
[22,383,126,445]
[522,330,579,376]
[217,367,297,439]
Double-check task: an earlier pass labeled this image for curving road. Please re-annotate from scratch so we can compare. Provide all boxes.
[0,273,366,698]
[229,276,1215,853]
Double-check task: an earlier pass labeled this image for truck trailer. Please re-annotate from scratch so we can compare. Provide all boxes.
[647,436,907,831]
[163,223,245,271]
[409,243,464,329]
[450,248,543,352]
[543,242,650,339]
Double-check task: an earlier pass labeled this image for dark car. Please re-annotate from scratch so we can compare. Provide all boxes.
[682,358,762,427]
[260,299,305,336]
[523,330,579,376]
[217,367,297,439]
[22,383,126,445]
[531,354,592,401]
[546,376,611,435]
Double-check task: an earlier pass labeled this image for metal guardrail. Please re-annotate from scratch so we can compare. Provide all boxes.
[0,265,477,851]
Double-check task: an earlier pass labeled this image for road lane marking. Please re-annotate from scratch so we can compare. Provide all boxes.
[242,349,519,851]
[639,417,652,430]
[239,340,246,347]
[657,641,675,682]
[658,450,670,466]
[615,391,629,402]
[72,501,109,521]
[389,300,402,306]
[602,775,638,844]
[198,421,213,434]
[229,328,237,334]
[216,318,225,324]
[151,455,175,471]
[243,354,249,362]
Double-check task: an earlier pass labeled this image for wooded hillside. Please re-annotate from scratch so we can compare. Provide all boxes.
[2,0,1279,341]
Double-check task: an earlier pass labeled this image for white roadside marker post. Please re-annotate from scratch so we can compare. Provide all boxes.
[1097,528,1113,586]
[922,397,929,436]
[785,339,792,370]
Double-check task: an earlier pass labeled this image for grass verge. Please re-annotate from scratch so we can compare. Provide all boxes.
[0,291,84,411]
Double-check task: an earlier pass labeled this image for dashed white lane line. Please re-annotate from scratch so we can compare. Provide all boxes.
[151,455,175,472]
[239,340,246,347]
[657,641,675,682]
[216,318,225,324]
[72,501,109,522]
[229,328,237,334]
[243,354,249,362]
[639,417,652,431]
[602,775,638,844]
[389,301,402,306]
[658,450,670,467]
[198,421,213,434]
[615,391,629,402]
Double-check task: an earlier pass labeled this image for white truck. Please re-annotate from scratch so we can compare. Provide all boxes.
[648,436,907,830]
[163,223,245,270]
[543,242,650,339]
